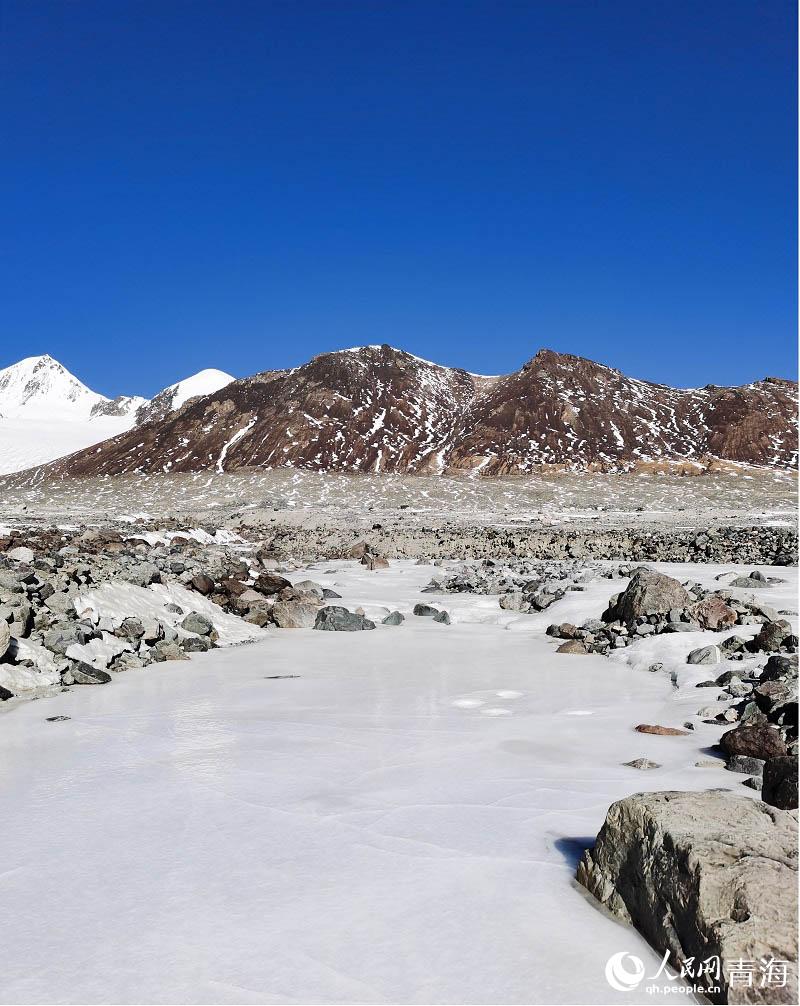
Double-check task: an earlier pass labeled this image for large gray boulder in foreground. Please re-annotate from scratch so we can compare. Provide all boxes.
[577,791,798,1005]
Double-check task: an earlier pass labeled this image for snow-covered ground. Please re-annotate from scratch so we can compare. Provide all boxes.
[0,414,135,476]
[0,561,795,1004]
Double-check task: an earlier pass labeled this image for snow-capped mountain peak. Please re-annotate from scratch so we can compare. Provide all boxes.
[0,355,234,475]
[134,368,234,426]
[0,354,107,420]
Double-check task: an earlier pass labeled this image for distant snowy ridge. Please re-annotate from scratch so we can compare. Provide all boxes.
[0,355,234,475]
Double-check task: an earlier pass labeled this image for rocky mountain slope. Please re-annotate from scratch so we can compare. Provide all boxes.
[0,356,234,475]
[6,345,794,482]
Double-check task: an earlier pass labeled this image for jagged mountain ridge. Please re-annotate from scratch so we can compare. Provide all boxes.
[7,345,796,482]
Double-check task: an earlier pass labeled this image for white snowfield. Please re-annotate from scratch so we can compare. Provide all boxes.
[0,355,233,475]
[0,561,796,1004]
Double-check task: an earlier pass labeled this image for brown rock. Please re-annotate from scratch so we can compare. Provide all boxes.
[556,640,588,655]
[720,718,788,761]
[254,571,292,596]
[691,595,737,631]
[361,554,389,570]
[190,572,215,595]
[635,724,690,736]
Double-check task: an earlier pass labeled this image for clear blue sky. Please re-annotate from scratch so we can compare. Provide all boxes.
[2,0,796,397]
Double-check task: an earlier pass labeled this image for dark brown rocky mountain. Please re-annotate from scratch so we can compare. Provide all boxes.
[4,346,797,482]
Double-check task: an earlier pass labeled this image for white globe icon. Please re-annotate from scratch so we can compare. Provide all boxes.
[605,952,646,992]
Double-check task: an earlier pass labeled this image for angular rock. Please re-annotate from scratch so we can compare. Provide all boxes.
[720,717,788,761]
[314,606,375,631]
[691,595,737,631]
[749,619,793,653]
[361,554,390,570]
[606,570,690,625]
[687,644,720,665]
[623,758,661,770]
[271,600,319,629]
[577,791,798,1006]
[190,572,215,595]
[725,754,766,776]
[180,612,214,636]
[70,660,112,685]
[556,640,588,655]
[382,611,404,625]
[254,571,292,596]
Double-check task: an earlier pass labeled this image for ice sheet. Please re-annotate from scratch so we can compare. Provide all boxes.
[0,561,795,1004]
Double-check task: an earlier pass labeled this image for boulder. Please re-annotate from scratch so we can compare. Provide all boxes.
[691,596,737,631]
[180,612,214,636]
[556,640,588,655]
[348,540,371,559]
[254,571,292,596]
[432,609,451,624]
[687,644,720,666]
[623,758,661,770]
[760,654,798,682]
[606,570,690,625]
[762,756,798,810]
[749,620,793,653]
[69,660,112,685]
[190,572,215,595]
[271,600,319,629]
[361,554,390,570]
[180,635,211,653]
[150,640,189,662]
[577,791,798,1005]
[118,616,145,640]
[413,604,440,617]
[731,574,771,588]
[720,717,788,761]
[314,606,375,631]
[725,754,766,776]
[382,611,404,625]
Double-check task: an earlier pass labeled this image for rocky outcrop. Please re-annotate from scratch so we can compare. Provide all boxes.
[4,346,797,482]
[577,791,798,1005]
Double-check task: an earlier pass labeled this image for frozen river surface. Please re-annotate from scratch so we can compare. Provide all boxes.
[2,561,795,1004]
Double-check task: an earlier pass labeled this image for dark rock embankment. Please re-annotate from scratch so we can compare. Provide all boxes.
[258,522,798,564]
